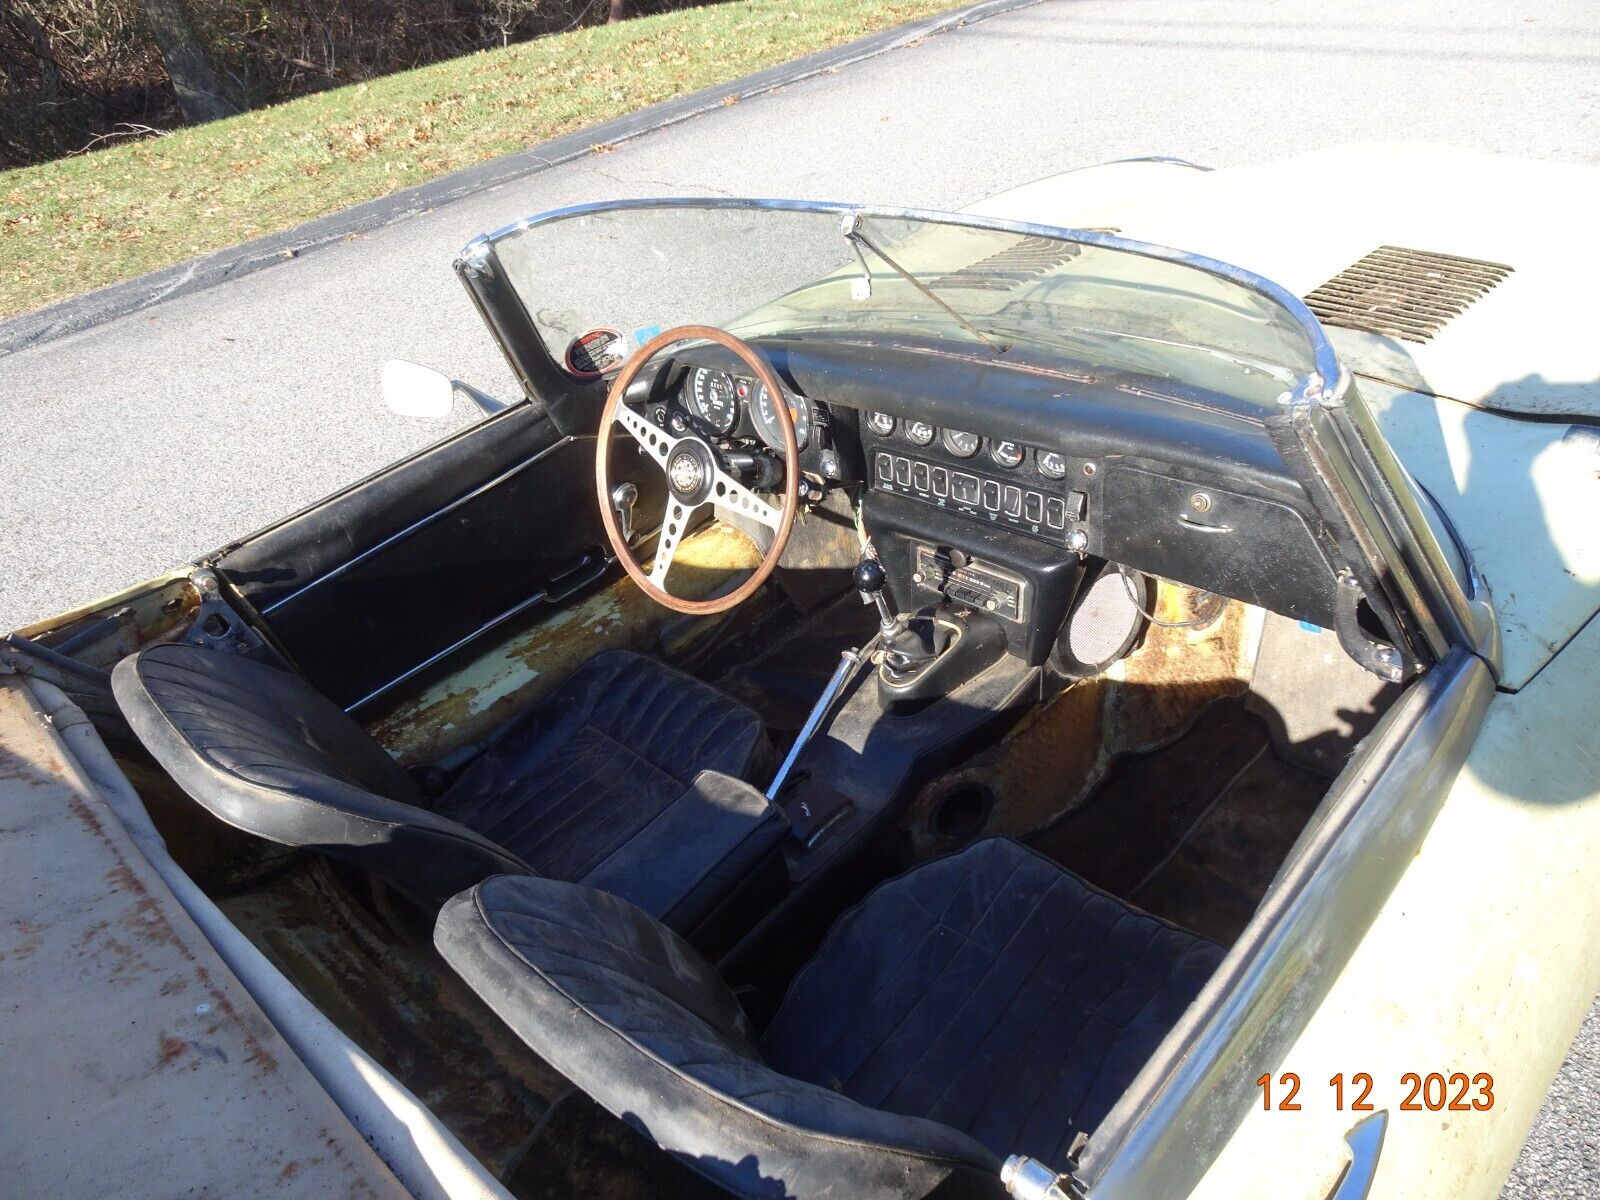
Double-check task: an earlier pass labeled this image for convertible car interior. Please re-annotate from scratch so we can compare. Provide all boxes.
[20,200,1491,1199]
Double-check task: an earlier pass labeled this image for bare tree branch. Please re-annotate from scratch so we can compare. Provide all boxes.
[138,0,237,123]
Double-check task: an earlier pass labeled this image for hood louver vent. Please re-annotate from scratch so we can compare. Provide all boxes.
[929,235,1079,291]
[1303,245,1513,344]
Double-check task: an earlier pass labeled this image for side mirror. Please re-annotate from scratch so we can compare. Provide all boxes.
[382,360,456,419]
[382,359,512,419]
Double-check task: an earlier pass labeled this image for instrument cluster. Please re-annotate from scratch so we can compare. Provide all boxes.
[680,365,814,452]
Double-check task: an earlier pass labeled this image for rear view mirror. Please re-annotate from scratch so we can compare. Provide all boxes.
[382,359,456,419]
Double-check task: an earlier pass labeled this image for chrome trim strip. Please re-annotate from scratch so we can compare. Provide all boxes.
[262,436,576,616]
[1092,155,1213,171]
[1331,1111,1388,1200]
[1079,648,1493,1199]
[1271,373,1442,672]
[1331,383,1486,661]
[467,196,1349,395]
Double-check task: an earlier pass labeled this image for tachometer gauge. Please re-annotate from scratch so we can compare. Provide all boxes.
[990,440,1025,469]
[687,368,738,434]
[1036,450,1068,479]
[942,429,981,458]
[866,411,896,437]
[753,382,811,452]
[905,419,936,447]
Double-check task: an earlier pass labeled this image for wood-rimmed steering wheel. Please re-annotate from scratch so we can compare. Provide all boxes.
[595,325,799,615]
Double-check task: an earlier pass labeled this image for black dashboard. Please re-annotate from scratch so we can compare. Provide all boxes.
[641,333,1347,664]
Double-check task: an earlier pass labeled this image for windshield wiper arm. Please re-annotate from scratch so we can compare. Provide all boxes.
[841,213,1004,356]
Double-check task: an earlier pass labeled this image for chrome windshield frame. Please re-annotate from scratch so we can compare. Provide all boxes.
[472,195,1348,385]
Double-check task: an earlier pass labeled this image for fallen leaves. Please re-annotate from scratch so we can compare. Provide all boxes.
[0,0,965,321]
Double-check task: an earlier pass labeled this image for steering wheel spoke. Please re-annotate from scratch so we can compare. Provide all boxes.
[648,499,693,587]
[712,469,785,532]
[613,403,672,466]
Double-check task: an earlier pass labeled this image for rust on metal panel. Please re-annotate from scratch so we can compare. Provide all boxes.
[0,678,406,1198]
[370,522,763,764]
[218,859,570,1177]
[903,585,1258,857]
[12,572,198,666]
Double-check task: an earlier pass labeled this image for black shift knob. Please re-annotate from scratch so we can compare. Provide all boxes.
[853,557,887,595]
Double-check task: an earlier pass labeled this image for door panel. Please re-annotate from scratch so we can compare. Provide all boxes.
[213,403,665,710]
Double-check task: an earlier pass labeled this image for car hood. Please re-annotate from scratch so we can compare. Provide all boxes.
[967,144,1600,421]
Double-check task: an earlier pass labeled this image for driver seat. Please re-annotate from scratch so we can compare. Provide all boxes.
[113,643,784,932]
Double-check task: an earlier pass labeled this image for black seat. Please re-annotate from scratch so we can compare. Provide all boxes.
[435,838,1225,1200]
[114,643,783,928]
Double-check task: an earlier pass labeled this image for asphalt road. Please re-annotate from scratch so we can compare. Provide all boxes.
[3,0,1598,1193]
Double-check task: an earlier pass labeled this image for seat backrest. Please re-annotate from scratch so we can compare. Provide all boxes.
[435,874,1002,1200]
[114,644,527,902]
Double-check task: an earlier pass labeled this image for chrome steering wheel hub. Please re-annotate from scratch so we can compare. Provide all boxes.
[666,439,715,505]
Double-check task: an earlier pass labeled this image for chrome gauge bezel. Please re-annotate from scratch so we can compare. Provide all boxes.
[752,382,811,452]
[687,367,739,435]
[867,411,897,436]
[904,419,937,447]
[941,428,981,458]
[990,439,1026,469]
[1036,449,1068,479]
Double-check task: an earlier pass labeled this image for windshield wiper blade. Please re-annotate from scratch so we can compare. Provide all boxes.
[841,213,1004,356]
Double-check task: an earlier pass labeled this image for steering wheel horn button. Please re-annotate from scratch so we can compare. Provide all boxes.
[665,439,716,505]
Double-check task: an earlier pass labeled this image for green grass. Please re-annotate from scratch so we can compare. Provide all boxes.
[0,0,959,321]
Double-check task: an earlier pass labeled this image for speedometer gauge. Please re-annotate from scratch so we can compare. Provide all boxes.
[687,368,738,434]
[753,383,811,452]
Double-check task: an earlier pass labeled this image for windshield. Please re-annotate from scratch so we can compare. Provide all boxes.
[488,200,1329,410]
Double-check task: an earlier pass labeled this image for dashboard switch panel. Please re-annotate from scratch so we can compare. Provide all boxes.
[873,450,1083,546]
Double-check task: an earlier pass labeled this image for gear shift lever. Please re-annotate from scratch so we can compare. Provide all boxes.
[853,557,898,639]
[855,554,941,674]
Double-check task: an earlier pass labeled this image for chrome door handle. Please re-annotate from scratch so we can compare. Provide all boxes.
[1327,1111,1387,1200]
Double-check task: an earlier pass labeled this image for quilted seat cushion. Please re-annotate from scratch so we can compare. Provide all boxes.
[436,875,999,1200]
[113,643,781,928]
[435,839,1224,1200]
[761,839,1226,1167]
[437,648,770,883]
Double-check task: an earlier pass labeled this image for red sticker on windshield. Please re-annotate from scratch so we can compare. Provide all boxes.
[565,328,626,379]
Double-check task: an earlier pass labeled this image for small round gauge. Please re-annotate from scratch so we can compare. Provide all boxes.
[942,429,981,458]
[867,411,896,437]
[990,439,1026,469]
[904,419,936,447]
[687,368,738,434]
[753,382,811,452]
[1037,450,1068,479]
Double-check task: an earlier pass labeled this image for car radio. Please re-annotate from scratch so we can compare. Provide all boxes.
[911,544,1029,623]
